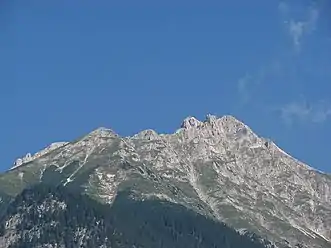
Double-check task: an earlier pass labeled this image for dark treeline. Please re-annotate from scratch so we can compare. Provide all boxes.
[0,184,274,248]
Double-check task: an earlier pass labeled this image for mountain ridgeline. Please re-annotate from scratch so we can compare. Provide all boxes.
[0,115,330,248]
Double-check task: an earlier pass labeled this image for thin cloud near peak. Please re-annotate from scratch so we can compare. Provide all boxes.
[279,99,331,125]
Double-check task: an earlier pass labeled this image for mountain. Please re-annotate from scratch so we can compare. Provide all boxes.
[0,114,330,248]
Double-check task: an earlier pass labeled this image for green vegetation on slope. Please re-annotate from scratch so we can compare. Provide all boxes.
[0,183,274,248]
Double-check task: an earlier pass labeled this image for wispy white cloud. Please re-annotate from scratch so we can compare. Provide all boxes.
[237,60,282,104]
[279,98,331,125]
[288,21,306,49]
[236,1,328,124]
[237,74,251,104]
[279,2,319,51]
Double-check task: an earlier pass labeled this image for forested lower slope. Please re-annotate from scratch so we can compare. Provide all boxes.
[0,184,273,248]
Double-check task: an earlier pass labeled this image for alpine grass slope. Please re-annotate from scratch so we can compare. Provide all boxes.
[0,115,330,248]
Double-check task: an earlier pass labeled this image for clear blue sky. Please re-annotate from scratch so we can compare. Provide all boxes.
[1,1,330,172]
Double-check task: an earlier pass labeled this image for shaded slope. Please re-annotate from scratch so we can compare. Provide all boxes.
[0,184,273,248]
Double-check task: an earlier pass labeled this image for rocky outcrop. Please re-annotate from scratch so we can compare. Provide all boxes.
[11,142,68,169]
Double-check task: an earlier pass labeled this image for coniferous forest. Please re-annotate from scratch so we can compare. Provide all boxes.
[0,184,275,248]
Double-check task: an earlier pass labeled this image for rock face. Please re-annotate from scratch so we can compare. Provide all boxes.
[12,142,68,169]
[0,114,331,248]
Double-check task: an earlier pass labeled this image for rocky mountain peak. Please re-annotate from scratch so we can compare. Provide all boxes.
[178,114,252,137]
[181,116,203,129]
[132,129,160,140]
[218,114,246,129]
[88,127,118,138]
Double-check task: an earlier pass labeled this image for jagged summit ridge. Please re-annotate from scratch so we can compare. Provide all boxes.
[125,114,249,139]
[9,114,308,171]
[10,114,314,175]
[178,114,254,137]
[10,127,118,170]
[11,142,69,169]
[180,114,246,130]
